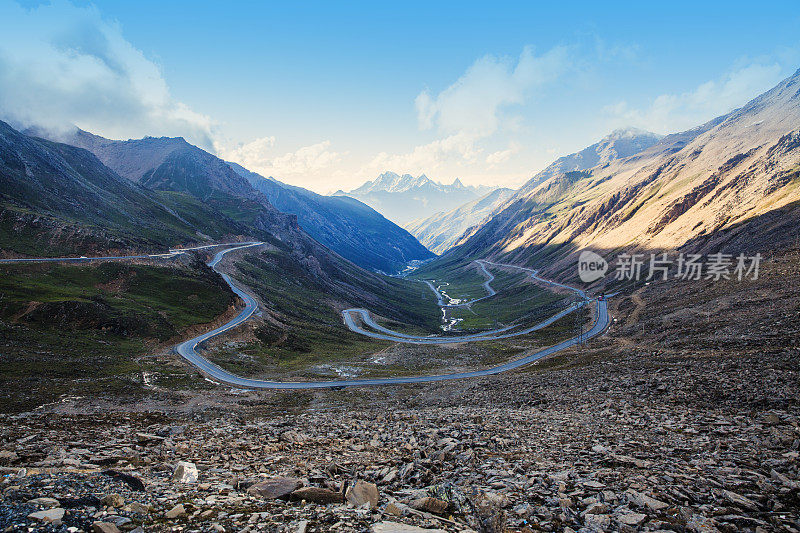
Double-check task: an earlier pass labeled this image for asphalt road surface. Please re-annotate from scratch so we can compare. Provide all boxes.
[341,259,589,344]
[1,242,609,389]
[175,246,609,389]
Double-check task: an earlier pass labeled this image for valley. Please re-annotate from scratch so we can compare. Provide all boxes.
[0,241,598,393]
[1,17,799,532]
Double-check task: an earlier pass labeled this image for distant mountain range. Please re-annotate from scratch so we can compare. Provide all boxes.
[406,187,516,254]
[31,129,432,273]
[336,172,496,225]
[228,163,434,273]
[445,69,800,284]
[404,128,661,255]
[0,120,255,255]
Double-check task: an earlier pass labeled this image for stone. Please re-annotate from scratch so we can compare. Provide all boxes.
[165,503,186,519]
[409,496,449,515]
[582,480,606,489]
[27,497,60,507]
[92,522,121,533]
[247,476,302,499]
[102,470,146,491]
[584,513,611,530]
[617,512,647,526]
[583,502,608,514]
[385,501,413,517]
[172,461,198,483]
[625,489,669,511]
[0,450,19,465]
[280,430,304,443]
[28,508,65,522]
[126,501,152,514]
[371,522,447,533]
[721,489,759,511]
[135,433,165,444]
[346,480,379,509]
[101,493,124,508]
[290,486,343,504]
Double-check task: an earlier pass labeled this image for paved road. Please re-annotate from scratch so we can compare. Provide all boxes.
[0,241,260,264]
[173,247,609,388]
[340,259,589,344]
[1,241,610,389]
[478,260,588,299]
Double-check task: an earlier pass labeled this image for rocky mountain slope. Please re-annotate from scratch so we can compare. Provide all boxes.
[0,121,255,256]
[46,129,300,238]
[43,129,437,273]
[406,188,516,255]
[449,69,800,281]
[1,246,798,531]
[337,172,495,225]
[517,127,663,197]
[229,163,433,273]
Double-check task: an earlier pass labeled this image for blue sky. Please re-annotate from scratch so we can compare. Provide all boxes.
[1,1,799,192]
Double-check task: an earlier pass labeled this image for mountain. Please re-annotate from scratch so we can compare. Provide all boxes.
[0,120,255,256]
[3,122,441,328]
[336,172,495,225]
[405,187,516,254]
[518,127,663,197]
[228,163,434,273]
[50,129,435,272]
[40,128,439,288]
[447,69,800,281]
[46,128,301,236]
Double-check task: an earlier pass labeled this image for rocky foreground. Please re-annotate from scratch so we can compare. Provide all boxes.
[2,252,800,533]
[0,340,798,533]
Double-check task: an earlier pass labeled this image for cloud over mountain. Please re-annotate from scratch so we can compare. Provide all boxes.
[0,0,215,149]
[604,62,787,133]
[415,45,571,137]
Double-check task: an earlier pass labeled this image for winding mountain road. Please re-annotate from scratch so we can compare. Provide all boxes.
[0,241,261,264]
[2,242,610,389]
[422,261,497,308]
[341,259,589,344]
[173,245,608,388]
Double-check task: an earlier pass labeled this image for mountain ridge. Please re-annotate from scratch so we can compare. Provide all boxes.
[337,171,496,225]
[228,163,434,273]
[0,120,255,255]
[406,187,516,254]
[445,69,800,283]
[517,127,663,197]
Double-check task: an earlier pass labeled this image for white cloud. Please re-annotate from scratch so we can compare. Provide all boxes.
[486,142,521,166]
[218,135,276,165]
[221,138,343,179]
[366,132,482,176]
[0,0,216,149]
[416,45,571,137]
[370,46,572,178]
[270,141,343,176]
[603,62,786,133]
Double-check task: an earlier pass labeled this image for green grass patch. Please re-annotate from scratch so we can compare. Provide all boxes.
[206,251,437,374]
[0,261,235,412]
[408,257,489,301]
